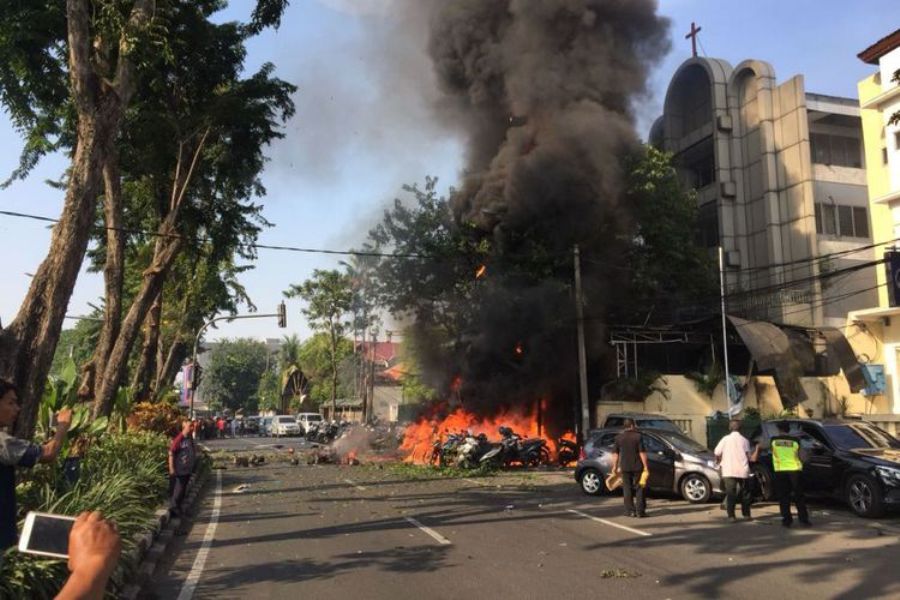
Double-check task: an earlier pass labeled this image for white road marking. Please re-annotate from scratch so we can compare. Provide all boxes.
[344,479,367,491]
[404,516,452,545]
[567,509,652,537]
[177,470,223,600]
[463,478,483,486]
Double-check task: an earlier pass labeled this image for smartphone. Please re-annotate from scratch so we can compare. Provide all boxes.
[18,511,76,559]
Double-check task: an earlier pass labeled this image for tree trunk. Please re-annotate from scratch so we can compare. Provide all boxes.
[154,338,187,400]
[82,150,126,399]
[0,0,154,438]
[94,233,183,417]
[130,291,162,401]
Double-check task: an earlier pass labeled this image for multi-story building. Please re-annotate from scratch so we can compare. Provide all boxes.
[650,56,875,328]
[845,29,900,417]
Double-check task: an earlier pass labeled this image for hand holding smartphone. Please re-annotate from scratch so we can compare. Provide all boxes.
[18,511,76,559]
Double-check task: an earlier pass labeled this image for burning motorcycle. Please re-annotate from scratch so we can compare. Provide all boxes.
[455,433,493,469]
[557,438,579,467]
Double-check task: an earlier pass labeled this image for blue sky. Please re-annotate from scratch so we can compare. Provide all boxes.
[1,0,898,342]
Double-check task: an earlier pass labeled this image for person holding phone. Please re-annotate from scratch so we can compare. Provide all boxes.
[0,379,72,554]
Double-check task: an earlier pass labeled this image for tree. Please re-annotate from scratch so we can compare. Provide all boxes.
[297,333,354,407]
[0,0,157,437]
[0,0,293,436]
[256,367,280,414]
[201,338,268,414]
[286,271,353,414]
[617,145,716,323]
[91,2,295,417]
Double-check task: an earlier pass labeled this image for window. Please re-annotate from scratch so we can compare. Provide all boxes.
[814,203,870,238]
[883,147,889,165]
[810,133,862,168]
[642,434,666,454]
[853,207,870,238]
[895,131,900,151]
[697,202,720,248]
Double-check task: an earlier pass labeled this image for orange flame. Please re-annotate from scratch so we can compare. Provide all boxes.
[475,264,487,279]
[400,403,574,465]
[514,342,524,357]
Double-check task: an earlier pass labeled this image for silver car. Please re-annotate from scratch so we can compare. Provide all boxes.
[575,427,724,503]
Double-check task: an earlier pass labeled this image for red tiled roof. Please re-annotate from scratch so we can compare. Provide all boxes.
[858,28,900,64]
[356,341,399,363]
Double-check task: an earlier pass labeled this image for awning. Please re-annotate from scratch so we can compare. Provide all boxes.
[820,328,866,393]
[728,316,807,408]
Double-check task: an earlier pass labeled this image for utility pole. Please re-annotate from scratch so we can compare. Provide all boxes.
[718,246,732,410]
[368,330,377,423]
[574,245,590,440]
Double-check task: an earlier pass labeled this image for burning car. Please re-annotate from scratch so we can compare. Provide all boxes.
[575,427,723,503]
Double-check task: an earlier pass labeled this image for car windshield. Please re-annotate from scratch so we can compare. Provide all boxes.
[654,431,709,454]
[824,424,900,450]
[277,416,294,423]
[639,419,681,433]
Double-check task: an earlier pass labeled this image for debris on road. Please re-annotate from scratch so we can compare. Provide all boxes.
[600,569,640,579]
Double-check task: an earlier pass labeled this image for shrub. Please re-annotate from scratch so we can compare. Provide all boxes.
[126,401,183,435]
[1,432,170,599]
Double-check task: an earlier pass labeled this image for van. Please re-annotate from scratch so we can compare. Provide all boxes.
[296,412,324,434]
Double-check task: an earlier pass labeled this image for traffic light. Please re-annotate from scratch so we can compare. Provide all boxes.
[277,301,287,328]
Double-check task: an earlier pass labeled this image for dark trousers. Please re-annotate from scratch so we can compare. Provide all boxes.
[621,471,646,516]
[774,471,809,525]
[169,474,192,517]
[723,476,752,518]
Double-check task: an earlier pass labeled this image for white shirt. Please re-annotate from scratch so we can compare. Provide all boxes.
[714,431,751,479]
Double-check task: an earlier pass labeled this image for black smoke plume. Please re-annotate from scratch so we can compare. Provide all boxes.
[415,1,670,420]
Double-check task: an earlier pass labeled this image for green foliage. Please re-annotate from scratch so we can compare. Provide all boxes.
[2,432,170,599]
[202,338,268,413]
[37,357,108,443]
[126,400,182,435]
[602,371,669,403]
[687,361,724,398]
[298,333,354,406]
[256,367,281,413]
[621,146,716,321]
[889,69,900,127]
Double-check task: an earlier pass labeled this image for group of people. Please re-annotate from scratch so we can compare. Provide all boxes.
[610,418,810,527]
[0,379,120,599]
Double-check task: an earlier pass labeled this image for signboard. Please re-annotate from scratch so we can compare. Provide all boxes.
[180,363,194,408]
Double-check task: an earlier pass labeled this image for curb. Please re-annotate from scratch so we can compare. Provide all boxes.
[118,466,211,600]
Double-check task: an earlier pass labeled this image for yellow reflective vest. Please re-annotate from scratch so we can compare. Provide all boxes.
[771,436,802,472]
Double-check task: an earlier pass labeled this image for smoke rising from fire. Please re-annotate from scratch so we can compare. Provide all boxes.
[417,1,671,419]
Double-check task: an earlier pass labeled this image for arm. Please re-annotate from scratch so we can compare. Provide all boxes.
[639,450,649,473]
[611,452,619,473]
[749,443,760,463]
[56,512,121,600]
[40,408,72,463]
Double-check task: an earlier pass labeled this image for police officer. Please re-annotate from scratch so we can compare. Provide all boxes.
[770,421,810,528]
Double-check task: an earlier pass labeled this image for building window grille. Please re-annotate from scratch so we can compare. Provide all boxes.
[810,133,862,168]
[814,202,870,238]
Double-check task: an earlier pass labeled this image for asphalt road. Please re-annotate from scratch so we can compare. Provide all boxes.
[146,440,900,600]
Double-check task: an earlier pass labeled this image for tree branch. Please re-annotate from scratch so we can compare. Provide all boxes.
[112,0,156,105]
[66,0,95,111]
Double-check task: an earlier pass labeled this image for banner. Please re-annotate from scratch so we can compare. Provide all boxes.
[180,363,194,407]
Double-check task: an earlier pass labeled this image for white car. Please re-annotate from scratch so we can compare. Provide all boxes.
[295,412,324,434]
[270,415,301,437]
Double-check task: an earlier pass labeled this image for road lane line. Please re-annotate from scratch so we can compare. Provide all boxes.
[177,470,223,600]
[404,516,452,545]
[567,509,652,537]
[462,478,483,486]
[344,478,367,491]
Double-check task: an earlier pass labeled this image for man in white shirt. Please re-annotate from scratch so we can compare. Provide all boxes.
[714,419,759,522]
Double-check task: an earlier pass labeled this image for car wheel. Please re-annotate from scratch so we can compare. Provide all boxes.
[750,464,774,501]
[680,473,712,504]
[846,474,885,518]
[579,468,604,496]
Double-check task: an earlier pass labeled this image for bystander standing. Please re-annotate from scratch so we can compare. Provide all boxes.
[714,419,759,522]
[611,419,650,518]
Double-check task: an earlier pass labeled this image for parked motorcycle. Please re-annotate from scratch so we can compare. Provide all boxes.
[456,433,492,469]
[557,438,579,467]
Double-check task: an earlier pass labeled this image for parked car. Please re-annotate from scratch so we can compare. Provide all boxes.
[270,415,301,437]
[602,412,683,434]
[295,412,324,435]
[750,419,900,518]
[259,416,274,437]
[575,427,723,503]
[243,416,261,435]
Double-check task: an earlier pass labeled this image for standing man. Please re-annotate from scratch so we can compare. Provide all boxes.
[770,421,810,528]
[168,419,196,520]
[714,419,759,522]
[611,419,650,518]
[0,380,72,553]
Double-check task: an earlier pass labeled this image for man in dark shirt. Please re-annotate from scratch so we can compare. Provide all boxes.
[0,379,71,554]
[168,419,197,520]
[611,419,650,518]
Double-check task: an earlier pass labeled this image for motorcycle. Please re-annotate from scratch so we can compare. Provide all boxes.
[430,431,465,467]
[479,427,521,468]
[456,433,492,469]
[557,438,579,467]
